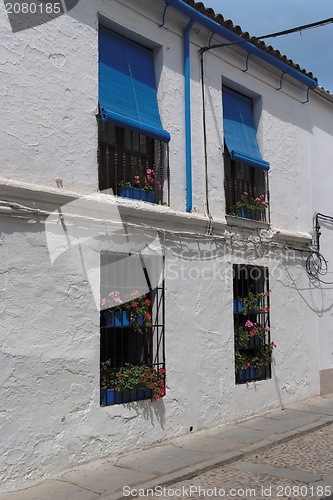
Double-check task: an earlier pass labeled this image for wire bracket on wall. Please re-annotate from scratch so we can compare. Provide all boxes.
[208,32,216,46]
[242,52,251,73]
[277,72,286,90]
[159,3,170,28]
[302,87,310,104]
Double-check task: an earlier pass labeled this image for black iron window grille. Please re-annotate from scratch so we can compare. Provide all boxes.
[98,119,170,206]
[100,252,165,405]
[224,151,269,223]
[233,265,272,384]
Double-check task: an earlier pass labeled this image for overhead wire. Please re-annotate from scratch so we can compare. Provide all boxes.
[199,16,333,53]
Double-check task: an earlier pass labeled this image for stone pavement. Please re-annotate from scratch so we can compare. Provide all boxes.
[2,394,333,500]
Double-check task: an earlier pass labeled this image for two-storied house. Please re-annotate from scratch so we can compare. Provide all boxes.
[1,0,333,491]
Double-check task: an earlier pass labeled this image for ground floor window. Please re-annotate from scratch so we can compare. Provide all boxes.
[100,252,165,405]
[233,265,274,383]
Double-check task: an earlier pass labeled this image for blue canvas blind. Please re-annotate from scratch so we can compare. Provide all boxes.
[99,26,170,143]
[222,87,269,171]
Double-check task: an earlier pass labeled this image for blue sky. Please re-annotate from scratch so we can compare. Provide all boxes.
[203,0,333,91]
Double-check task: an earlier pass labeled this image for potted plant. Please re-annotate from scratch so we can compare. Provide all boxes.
[234,289,275,382]
[118,168,162,203]
[101,290,152,334]
[234,290,270,314]
[100,362,166,405]
[231,192,268,220]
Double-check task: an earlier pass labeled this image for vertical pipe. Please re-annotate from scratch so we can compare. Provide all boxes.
[184,19,195,212]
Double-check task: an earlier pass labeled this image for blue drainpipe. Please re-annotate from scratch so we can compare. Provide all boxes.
[184,18,195,213]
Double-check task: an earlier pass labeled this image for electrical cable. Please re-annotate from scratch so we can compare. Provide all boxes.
[199,17,333,54]
[305,213,333,284]
[200,48,213,236]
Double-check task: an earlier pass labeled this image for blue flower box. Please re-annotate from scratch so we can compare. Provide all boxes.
[237,208,261,221]
[233,299,243,312]
[119,187,155,203]
[100,387,153,406]
[237,366,257,382]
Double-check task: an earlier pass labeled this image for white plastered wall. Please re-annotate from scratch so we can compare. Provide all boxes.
[0,0,326,490]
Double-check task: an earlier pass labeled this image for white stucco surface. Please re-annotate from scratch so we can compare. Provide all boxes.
[0,0,331,491]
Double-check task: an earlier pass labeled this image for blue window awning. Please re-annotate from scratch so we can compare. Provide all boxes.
[98,26,170,143]
[222,87,269,171]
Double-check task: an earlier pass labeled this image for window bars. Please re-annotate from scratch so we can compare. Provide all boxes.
[224,153,269,223]
[98,120,170,206]
[233,265,271,384]
[100,252,165,405]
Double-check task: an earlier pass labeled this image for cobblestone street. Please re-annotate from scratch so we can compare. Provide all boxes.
[140,423,333,500]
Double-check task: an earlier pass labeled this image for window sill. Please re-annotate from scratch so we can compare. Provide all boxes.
[226,214,270,230]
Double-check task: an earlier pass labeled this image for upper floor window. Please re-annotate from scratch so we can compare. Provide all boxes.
[223,87,269,222]
[98,25,170,204]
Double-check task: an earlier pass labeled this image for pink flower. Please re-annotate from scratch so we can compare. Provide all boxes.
[261,201,267,206]
[243,191,248,196]
[271,342,277,348]
[245,320,254,328]
[255,197,260,201]
[101,298,106,306]
[247,362,251,367]
[266,292,270,297]
[265,326,270,332]
[146,169,153,175]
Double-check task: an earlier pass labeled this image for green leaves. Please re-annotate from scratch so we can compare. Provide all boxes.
[231,193,268,216]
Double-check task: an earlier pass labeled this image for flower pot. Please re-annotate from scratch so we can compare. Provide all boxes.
[137,388,153,400]
[100,388,119,405]
[233,299,248,313]
[237,369,245,382]
[237,209,261,221]
[248,335,261,349]
[101,387,153,405]
[236,366,257,383]
[233,299,242,312]
[119,187,155,203]
[104,310,130,327]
